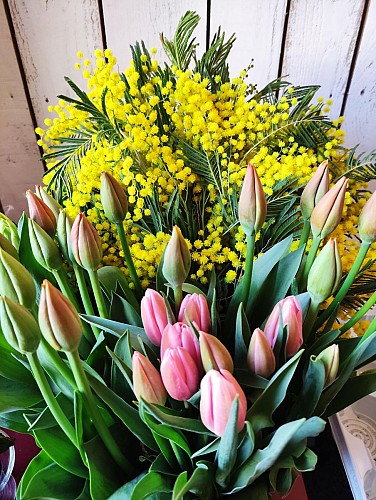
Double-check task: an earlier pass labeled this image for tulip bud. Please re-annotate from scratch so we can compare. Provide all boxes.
[300,161,329,220]
[162,226,191,288]
[26,189,57,237]
[0,296,41,353]
[264,296,303,358]
[247,328,276,378]
[0,233,19,260]
[161,323,202,372]
[28,219,62,271]
[0,214,19,249]
[160,347,199,400]
[178,293,211,332]
[0,248,36,308]
[238,164,267,236]
[310,177,348,239]
[38,280,82,352]
[132,351,167,405]
[35,185,62,220]
[200,369,247,436]
[358,190,376,244]
[199,331,234,373]
[140,289,169,346]
[57,209,75,262]
[307,239,342,303]
[317,344,339,387]
[70,212,103,271]
[100,171,128,224]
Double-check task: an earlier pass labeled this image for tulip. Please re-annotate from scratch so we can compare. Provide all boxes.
[264,296,303,358]
[160,347,199,400]
[70,212,103,271]
[140,289,169,346]
[0,213,19,249]
[0,233,19,260]
[178,293,211,332]
[100,171,128,224]
[0,296,41,353]
[199,331,234,373]
[310,177,348,239]
[38,280,82,352]
[238,164,267,236]
[28,219,63,271]
[162,226,191,288]
[57,209,74,262]
[247,328,276,378]
[161,323,202,372]
[132,351,167,405]
[307,239,342,304]
[200,369,247,436]
[35,185,62,220]
[300,160,329,220]
[26,189,57,237]
[0,248,36,308]
[358,190,376,244]
[317,344,339,388]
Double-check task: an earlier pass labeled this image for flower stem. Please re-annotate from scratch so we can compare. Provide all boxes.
[340,289,376,336]
[303,299,321,343]
[298,220,311,248]
[40,337,77,389]
[315,242,371,329]
[300,236,321,290]
[116,222,143,299]
[87,269,108,318]
[173,285,183,314]
[73,264,100,339]
[242,233,255,308]
[27,351,78,449]
[66,350,135,473]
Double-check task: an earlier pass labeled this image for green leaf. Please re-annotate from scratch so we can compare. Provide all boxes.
[246,350,303,433]
[107,348,133,392]
[0,337,32,383]
[108,471,148,499]
[98,266,140,313]
[182,283,206,295]
[216,396,239,487]
[173,462,215,499]
[234,304,251,368]
[130,471,173,499]
[110,292,142,327]
[27,393,73,431]
[235,422,255,468]
[173,471,188,499]
[292,356,325,418]
[0,376,41,412]
[269,466,294,496]
[0,409,34,433]
[294,448,317,472]
[37,345,75,400]
[191,438,220,459]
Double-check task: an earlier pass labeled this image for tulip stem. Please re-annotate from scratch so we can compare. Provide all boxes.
[66,350,135,473]
[87,269,108,318]
[315,242,371,330]
[339,289,376,335]
[116,222,143,299]
[173,285,183,313]
[300,236,321,290]
[242,234,255,308]
[299,220,311,248]
[40,337,77,389]
[27,351,79,449]
[73,265,100,339]
[303,299,321,343]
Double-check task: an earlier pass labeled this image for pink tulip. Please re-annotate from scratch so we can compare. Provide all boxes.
[358,190,376,244]
[178,293,211,332]
[199,331,234,373]
[264,296,303,358]
[132,351,167,405]
[200,369,247,436]
[26,189,57,237]
[162,226,191,288]
[160,323,202,372]
[160,347,199,400]
[70,212,103,271]
[300,161,329,220]
[238,164,267,236]
[247,328,276,378]
[140,289,169,346]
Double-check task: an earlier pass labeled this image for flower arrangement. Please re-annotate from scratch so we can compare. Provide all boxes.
[1,11,376,499]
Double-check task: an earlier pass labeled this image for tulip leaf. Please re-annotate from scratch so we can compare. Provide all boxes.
[234,303,251,368]
[129,471,173,500]
[235,421,255,468]
[235,369,269,389]
[246,349,303,434]
[173,462,215,499]
[150,453,176,475]
[0,332,32,382]
[0,376,41,412]
[294,447,317,471]
[216,396,239,487]
[111,333,135,401]
[37,344,75,400]
[110,291,143,327]
[107,347,134,392]
[26,392,73,431]
[182,283,206,296]
[173,471,188,499]
[269,466,294,496]
[156,248,168,297]
[0,409,34,433]
[191,438,220,458]
[97,265,140,313]
[306,329,340,357]
[108,471,147,499]
[292,356,325,419]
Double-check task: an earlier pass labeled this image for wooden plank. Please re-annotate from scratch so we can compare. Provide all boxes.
[102,0,207,70]
[0,1,43,221]
[210,0,288,88]
[7,0,103,128]
[343,0,376,153]
[282,0,365,117]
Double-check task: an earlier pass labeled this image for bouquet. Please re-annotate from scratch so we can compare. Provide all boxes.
[1,11,376,499]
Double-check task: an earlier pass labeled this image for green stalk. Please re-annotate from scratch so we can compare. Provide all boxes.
[315,242,371,329]
[27,351,78,448]
[116,222,143,299]
[303,300,321,343]
[242,233,256,307]
[298,220,311,249]
[300,236,321,290]
[73,264,100,339]
[66,350,135,473]
[87,269,108,318]
[173,285,183,314]
[339,289,376,335]
[40,337,77,389]
[361,313,376,342]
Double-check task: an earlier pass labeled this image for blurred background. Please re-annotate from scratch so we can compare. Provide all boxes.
[1,0,375,220]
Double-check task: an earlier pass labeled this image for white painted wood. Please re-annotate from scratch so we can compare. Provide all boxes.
[343,0,376,153]
[282,0,365,117]
[210,0,288,89]
[102,0,207,71]
[8,0,103,128]
[0,1,43,221]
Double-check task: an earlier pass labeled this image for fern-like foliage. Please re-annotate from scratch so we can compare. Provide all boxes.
[342,259,376,309]
[340,146,376,183]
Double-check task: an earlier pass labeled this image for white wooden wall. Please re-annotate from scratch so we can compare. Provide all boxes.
[1,0,375,219]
